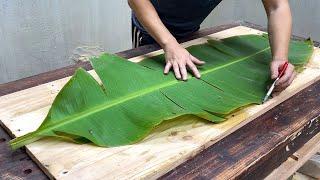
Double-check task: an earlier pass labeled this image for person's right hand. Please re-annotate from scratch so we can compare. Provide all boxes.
[270,59,296,91]
[163,42,205,80]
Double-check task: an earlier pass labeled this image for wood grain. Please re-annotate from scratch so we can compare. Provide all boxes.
[0,23,319,179]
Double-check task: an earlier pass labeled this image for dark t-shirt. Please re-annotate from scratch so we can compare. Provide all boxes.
[132,0,223,38]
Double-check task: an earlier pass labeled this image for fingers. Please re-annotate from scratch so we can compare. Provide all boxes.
[187,56,202,79]
[167,60,202,80]
[279,71,296,89]
[187,60,201,78]
[175,60,201,80]
[274,63,296,92]
[190,55,205,65]
[165,61,188,80]
[277,63,294,85]
[270,61,280,79]
[172,62,181,80]
[164,51,204,80]
[179,63,188,81]
[164,62,172,74]
[285,71,296,86]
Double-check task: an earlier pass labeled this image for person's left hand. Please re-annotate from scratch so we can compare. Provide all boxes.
[270,59,296,91]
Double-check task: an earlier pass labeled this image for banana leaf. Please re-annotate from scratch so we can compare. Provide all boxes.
[9,35,313,149]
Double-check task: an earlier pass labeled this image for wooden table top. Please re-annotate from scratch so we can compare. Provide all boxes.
[0,21,319,180]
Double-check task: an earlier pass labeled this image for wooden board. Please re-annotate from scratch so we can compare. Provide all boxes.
[0,26,319,179]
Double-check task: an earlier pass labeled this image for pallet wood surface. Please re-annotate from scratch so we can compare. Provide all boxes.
[0,26,319,180]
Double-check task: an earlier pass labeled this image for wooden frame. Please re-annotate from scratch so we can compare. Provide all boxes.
[0,21,319,179]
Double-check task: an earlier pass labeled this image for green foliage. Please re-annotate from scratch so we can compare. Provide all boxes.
[9,35,313,149]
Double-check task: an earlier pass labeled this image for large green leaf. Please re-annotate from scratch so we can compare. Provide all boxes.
[9,35,313,149]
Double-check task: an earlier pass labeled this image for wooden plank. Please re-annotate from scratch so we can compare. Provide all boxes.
[0,25,319,179]
[265,131,320,180]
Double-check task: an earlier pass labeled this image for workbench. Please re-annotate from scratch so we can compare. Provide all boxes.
[0,22,319,180]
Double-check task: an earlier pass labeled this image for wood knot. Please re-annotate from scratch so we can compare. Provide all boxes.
[182,135,193,141]
[23,169,32,175]
[169,131,178,136]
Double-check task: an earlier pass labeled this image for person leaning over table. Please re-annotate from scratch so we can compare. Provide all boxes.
[128,0,296,90]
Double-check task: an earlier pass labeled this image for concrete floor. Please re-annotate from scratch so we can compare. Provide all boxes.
[297,153,320,179]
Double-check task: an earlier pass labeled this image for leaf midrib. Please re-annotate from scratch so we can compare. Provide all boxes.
[39,46,270,134]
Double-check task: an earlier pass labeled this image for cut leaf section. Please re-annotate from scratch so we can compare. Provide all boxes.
[9,35,313,149]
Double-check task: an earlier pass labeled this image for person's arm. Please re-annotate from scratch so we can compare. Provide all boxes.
[128,0,205,80]
[263,0,295,90]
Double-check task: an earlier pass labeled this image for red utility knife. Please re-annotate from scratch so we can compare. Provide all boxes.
[262,61,289,103]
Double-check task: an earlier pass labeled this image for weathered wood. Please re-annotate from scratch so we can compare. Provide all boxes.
[0,126,48,180]
[161,80,320,180]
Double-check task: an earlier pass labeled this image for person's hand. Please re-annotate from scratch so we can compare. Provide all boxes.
[270,59,296,91]
[163,42,205,80]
